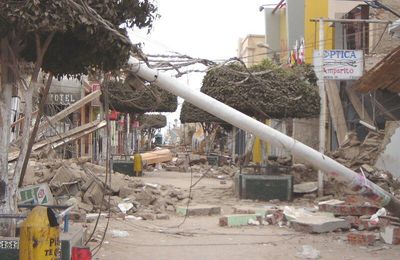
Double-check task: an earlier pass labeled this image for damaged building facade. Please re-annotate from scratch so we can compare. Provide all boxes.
[258,0,400,180]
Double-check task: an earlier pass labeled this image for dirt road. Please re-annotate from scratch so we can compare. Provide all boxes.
[90,171,400,260]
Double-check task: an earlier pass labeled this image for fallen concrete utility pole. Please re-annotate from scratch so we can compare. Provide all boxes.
[127,56,400,217]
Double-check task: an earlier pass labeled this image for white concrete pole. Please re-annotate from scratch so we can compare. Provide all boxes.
[317,18,327,197]
[127,56,400,216]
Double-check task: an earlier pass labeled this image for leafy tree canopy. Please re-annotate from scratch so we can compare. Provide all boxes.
[0,0,158,76]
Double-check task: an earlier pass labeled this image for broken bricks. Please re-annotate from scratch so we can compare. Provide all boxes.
[318,199,379,216]
[347,232,376,246]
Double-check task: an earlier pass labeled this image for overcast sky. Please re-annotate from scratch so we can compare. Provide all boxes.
[129,0,279,130]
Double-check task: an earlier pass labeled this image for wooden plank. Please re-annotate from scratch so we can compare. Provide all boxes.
[345,86,374,126]
[375,99,398,121]
[11,110,38,128]
[8,120,105,162]
[137,149,173,165]
[326,81,348,146]
[50,121,106,149]
[355,45,400,93]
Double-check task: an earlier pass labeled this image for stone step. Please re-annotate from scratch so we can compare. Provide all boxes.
[219,214,263,227]
[176,205,221,216]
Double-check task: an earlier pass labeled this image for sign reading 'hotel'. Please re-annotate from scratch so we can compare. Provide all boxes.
[47,93,80,105]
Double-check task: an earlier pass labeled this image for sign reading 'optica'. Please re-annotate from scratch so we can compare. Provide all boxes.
[314,50,364,80]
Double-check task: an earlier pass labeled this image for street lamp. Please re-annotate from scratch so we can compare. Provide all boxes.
[257,42,279,63]
[256,42,272,49]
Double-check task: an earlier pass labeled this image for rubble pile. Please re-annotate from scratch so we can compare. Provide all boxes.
[327,131,400,197]
[24,159,188,220]
[331,131,383,170]
[226,194,400,246]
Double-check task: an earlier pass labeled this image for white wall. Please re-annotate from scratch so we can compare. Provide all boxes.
[375,122,400,179]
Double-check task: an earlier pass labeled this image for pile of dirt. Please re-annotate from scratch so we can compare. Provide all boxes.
[23,158,188,220]
[326,131,400,196]
[330,131,383,170]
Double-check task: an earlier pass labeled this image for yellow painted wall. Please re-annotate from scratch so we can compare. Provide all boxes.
[304,0,334,64]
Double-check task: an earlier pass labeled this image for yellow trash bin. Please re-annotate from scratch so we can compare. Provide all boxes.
[133,153,143,177]
[19,206,60,260]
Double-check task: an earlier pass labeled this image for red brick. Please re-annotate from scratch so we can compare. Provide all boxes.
[319,204,378,216]
[266,210,284,225]
[345,195,379,207]
[347,232,376,246]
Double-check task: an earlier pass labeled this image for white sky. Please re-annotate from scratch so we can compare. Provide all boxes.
[128,0,280,130]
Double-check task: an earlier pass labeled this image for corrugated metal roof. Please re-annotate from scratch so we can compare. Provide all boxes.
[355,45,400,93]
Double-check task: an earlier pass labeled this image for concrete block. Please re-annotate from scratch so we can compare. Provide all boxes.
[156,214,170,220]
[342,216,361,229]
[380,225,400,245]
[119,186,132,198]
[69,211,87,223]
[60,226,86,260]
[347,232,376,246]
[176,205,221,216]
[291,216,350,233]
[219,214,263,227]
[83,181,104,206]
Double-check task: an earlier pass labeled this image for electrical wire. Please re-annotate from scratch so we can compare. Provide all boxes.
[91,86,112,257]
[84,86,111,251]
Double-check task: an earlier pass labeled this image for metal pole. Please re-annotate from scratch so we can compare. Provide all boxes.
[126,113,130,154]
[232,126,237,163]
[127,56,400,216]
[317,18,326,197]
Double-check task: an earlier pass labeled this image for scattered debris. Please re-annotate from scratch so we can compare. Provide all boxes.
[110,230,129,238]
[20,158,188,221]
[295,245,320,259]
[118,202,134,214]
[293,182,318,194]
